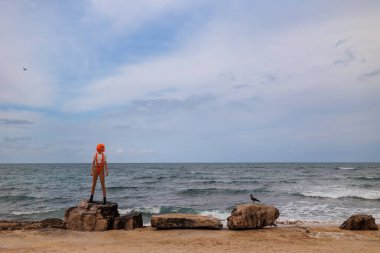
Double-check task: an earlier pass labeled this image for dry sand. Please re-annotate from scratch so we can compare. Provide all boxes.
[0,226,379,253]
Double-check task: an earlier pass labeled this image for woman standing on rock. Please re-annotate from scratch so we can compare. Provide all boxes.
[88,144,109,205]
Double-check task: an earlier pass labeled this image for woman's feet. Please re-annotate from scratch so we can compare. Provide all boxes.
[88,195,106,205]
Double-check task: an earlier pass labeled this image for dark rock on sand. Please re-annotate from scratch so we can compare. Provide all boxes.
[0,218,64,230]
[227,203,280,230]
[64,200,119,231]
[113,212,143,230]
[151,213,223,229]
[340,214,378,230]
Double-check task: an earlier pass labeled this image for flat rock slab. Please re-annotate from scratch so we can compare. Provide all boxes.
[151,213,222,230]
[0,218,64,230]
[340,214,378,230]
[227,203,280,230]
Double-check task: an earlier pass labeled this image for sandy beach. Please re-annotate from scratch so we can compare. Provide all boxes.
[0,225,379,253]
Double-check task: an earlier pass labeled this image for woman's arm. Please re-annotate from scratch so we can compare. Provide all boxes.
[91,158,95,176]
[105,161,109,176]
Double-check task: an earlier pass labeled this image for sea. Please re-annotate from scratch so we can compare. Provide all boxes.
[0,163,379,226]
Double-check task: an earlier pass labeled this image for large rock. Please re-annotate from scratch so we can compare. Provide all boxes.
[340,214,378,230]
[227,203,279,230]
[151,213,222,229]
[64,200,119,231]
[113,212,143,230]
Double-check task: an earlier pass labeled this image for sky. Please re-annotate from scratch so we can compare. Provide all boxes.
[0,0,379,163]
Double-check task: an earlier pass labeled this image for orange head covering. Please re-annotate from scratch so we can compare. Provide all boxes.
[96,144,105,153]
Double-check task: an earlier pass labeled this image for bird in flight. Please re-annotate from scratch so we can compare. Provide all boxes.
[23,67,27,71]
[250,194,260,203]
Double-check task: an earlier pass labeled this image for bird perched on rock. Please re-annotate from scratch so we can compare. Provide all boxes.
[250,194,260,203]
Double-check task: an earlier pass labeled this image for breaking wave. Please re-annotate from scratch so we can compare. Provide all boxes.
[11,209,58,216]
[178,188,253,196]
[336,167,357,170]
[298,187,380,200]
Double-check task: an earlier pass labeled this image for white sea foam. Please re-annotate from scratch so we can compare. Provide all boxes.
[337,167,357,170]
[276,218,336,225]
[11,209,56,215]
[362,176,379,179]
[197,210,230,220]
[119,206,161,215]
[119,206,161,225]
[12,211,36,215]
[300,186,380,200]
[278,201,380,224]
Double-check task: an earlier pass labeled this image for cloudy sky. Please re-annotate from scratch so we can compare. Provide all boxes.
[0,0,379,163]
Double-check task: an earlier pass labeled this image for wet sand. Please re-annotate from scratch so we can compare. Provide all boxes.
[0,226,379,253]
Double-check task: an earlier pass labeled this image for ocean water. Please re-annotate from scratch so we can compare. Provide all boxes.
[0,163,379,225]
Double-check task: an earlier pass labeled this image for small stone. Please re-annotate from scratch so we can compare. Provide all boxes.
[340,214,378,230]
[113,213,143,230]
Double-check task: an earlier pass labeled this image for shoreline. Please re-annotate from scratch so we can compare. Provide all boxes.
[1,213,372,229]
[1,217,346,229]
[0,225,379,253]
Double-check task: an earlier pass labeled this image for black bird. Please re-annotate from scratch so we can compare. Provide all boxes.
[250,194,260,203]
[23,67,27,71]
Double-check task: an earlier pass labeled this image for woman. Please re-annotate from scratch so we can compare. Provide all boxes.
[88,143,109,205]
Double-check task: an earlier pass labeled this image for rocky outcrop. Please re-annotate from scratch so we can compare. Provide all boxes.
[113,212,143,230]
[0,218,64,230]
[64,200,144,231]
[151,213,222,229]
[64,200,119,231]
[340,214,378,230]
[227,203,279,230]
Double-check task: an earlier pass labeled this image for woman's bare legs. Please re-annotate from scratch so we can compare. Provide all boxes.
[89,169,106,204]
[99,171,106,198]
[91,172,99,195]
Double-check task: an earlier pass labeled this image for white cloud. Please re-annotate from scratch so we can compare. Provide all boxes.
[64,8,380,113]
[59,4,380,163]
